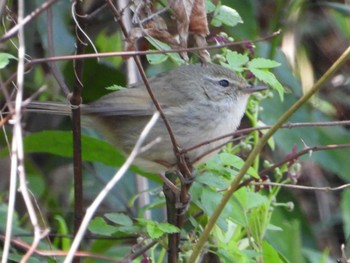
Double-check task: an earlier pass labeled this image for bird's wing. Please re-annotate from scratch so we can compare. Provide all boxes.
[84,75,187,116]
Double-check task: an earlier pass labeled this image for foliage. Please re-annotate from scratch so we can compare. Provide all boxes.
[0,0,349,262]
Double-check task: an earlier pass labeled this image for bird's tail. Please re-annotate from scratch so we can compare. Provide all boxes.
[25,101,72,116]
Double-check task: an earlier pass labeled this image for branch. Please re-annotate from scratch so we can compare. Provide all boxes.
[182,120,350,155]
[259,143,350,176]
[27,31,281,65]
[251,181,350,192]
[70,2,86,261]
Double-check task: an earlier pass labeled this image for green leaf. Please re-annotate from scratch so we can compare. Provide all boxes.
[88,217,117,236]
[54,215,71,250]
[20,131,124,165]
[0,203,27,235]
[138,219,180,239]
[219,152,259,179]
[146,222,164,239]
[8,254,42,263]
[250,68,284,101]
[235,188,269,210]
[145,37,185,65]
[146,52,168,64]
[11,130,157,180]
[248,58,281,69]
[248,204,269,244]
[105,84,126,91]
[157,222,180,234]
[205,0,216,13]
[262,241,285,263]
[211,5,243,27]
[224,50,249,72]
[196,172,228,189]
[105,213,133,226]
[0,53,16,69]
[266,224,283,232]
[95,30,123,67]
[341,188,350,237]
[200,188,247,230]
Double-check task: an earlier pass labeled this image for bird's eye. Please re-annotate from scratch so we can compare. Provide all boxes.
[218,79,230,87]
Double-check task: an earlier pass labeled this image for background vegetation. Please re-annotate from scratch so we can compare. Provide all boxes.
[0,0,350,262]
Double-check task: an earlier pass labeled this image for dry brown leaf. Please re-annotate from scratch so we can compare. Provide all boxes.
[127,0,210,63]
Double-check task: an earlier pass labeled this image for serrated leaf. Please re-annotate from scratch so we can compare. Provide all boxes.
[105,213,133,226]
[140,219,179,239]
[219,152,259,179]
[88,217,117,236]
[157,223,180,234]
[224,51,249,72]
[211,5,243,27]
[105,84,126,91]
[118,225,143,234]
[248,58,281,69]
[0,53,16,69]
[147,222,164,239]
[250,68,284,101]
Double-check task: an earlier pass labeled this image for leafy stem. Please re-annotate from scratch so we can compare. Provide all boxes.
[188,44,350,263]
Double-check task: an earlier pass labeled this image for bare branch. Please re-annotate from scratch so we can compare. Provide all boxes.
[251,181,350,192]
[259,143,350,176]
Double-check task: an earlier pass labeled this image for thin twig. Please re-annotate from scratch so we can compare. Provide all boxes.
[251,181,350,192]
[0,0,59,43]
[259,143,350,176]
[183,120,350,154]
[1,32,280,96]
[0,234,121,262]
[189,136,246,165]
[81,2,107,22]
[27,31,281,65]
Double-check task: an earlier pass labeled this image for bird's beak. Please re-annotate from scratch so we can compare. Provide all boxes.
[243,85,267,94]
